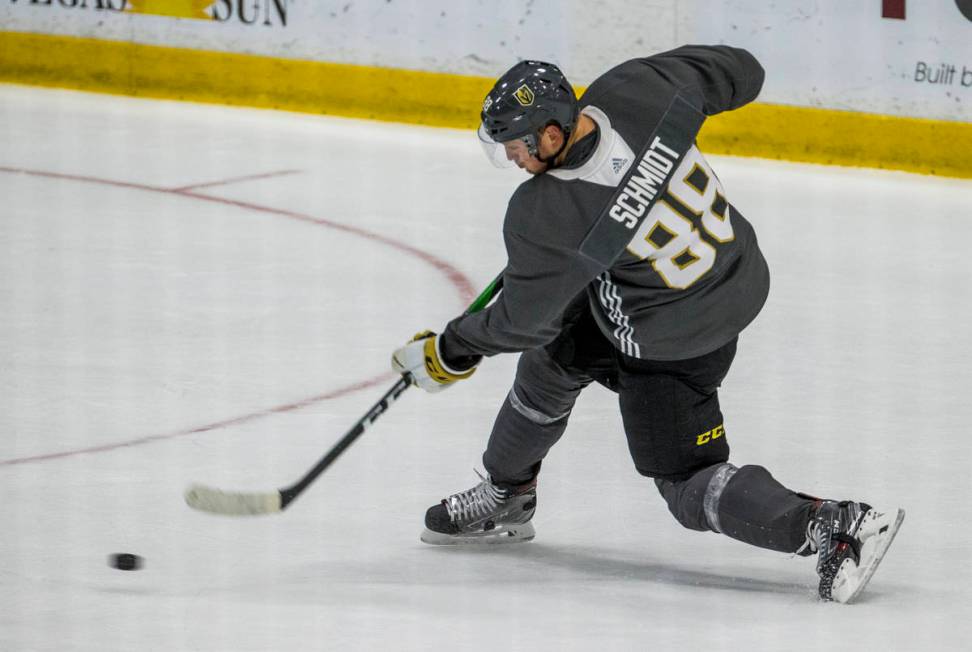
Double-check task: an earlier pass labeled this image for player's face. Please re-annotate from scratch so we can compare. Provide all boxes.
[478,124,555,174]
[503,138,547,175]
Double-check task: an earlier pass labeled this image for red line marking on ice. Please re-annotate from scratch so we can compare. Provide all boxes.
[0,373,396,468]
[0,165,477,466]
[180,193,476,299]
[0,166,476,303]
[171,169,301,192]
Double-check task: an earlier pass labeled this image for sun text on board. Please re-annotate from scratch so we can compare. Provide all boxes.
[5,0,289,27]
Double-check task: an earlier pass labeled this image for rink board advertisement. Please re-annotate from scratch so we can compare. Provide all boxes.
[687,0,972,122]
[0,0,572,76]
[0,0,970,176]
[2,0,968,122]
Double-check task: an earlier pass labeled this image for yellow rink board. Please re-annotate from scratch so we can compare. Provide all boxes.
[2,31,969,178]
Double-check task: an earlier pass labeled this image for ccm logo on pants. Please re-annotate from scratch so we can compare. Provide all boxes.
[696,425,725,446]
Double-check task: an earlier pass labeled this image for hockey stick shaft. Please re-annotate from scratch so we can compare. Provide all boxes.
[185,271,504,516]
[281,273,504,508]
[279,374,411,509]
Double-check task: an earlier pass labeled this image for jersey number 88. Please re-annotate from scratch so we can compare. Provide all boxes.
[625,147,735,290]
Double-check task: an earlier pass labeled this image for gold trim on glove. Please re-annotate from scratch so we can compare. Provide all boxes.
[422,336,476,384]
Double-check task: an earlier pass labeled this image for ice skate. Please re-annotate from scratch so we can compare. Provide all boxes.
[803,500,905,604]
[421,471,537,545]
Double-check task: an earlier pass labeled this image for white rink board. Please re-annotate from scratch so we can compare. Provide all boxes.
[2,85,972,652]
[687,0,972,121]
[2,0,969,120]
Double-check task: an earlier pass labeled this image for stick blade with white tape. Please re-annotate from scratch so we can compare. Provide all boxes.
[184,484,283,516]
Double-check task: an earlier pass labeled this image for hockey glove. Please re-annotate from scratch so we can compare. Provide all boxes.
[391,331,477,393]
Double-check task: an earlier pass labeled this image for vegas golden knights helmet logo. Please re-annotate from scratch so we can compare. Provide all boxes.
[514,84,535,106]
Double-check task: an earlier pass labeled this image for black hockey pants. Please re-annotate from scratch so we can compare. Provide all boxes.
[483,298,733,484]
[481,301,815,554]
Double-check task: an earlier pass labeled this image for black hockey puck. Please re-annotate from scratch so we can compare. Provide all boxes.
[109,553,143,571]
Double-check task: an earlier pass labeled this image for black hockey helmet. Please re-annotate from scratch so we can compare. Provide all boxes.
[478,60,578,167]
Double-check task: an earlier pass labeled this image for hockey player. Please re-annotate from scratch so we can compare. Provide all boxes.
[391,45,903,603]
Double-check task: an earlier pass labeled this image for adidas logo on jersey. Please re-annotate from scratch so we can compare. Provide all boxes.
[611,157,628,174]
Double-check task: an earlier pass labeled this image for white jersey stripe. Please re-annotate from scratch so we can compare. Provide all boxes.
[608,283,632,353]
[597,275,628,356]
[596,278,621,354]
[596,272,640,358]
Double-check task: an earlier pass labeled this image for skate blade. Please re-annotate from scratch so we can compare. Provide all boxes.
[831,508,905,604]
[420,522,535,546]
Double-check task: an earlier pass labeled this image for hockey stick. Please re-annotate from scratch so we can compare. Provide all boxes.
[183,272,504,516]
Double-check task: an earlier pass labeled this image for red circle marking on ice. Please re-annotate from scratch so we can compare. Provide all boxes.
[0,166,476,467]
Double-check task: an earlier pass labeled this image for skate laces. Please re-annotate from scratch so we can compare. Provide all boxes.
[795,501,868,565]
[443,470,509,524]
[794,519,818,557]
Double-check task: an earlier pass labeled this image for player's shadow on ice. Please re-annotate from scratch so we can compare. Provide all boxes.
[429,543,811,597]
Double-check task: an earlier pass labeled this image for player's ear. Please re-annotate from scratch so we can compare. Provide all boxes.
[540,124,564,150]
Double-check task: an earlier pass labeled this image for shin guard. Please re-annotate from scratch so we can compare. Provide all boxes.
[482,393,569,485]
[714,465,816,553]
[656,464,816,553]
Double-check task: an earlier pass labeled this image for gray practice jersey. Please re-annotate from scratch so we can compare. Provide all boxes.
[443,45,770,362]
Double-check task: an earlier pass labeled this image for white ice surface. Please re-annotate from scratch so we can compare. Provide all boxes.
[1,84,970,651]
